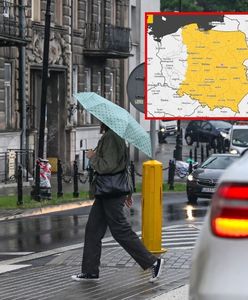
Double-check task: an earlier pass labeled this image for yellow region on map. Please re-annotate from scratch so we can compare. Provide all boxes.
[177,24,248,112]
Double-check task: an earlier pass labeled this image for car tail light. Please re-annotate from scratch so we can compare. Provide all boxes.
[211,183,248,238]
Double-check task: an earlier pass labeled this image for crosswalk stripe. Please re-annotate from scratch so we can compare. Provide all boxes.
[162,233,199,237]
[102,222,203,249]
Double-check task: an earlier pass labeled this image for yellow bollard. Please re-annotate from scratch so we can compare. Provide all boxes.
[142,160,166,254]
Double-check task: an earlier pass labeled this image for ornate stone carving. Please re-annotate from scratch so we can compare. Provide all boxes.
[27,30,71,66]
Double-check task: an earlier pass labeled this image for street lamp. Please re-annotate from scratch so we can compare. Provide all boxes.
[34,0,51,201]
[173,0,183,161]
[38,0,51,159]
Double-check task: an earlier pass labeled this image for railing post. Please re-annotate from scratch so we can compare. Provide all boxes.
[213,143,217,153]
[88,164,94,199]
[188,161,193,174]
[217,137,222,153]
[73,160,79,198]
[194,147,197,163]
[57,159,63,198]
[168,160,175,190]
[4,152,7,184]
[26,150,29,182]
[201,145,204,162]
[130,161,136,192]
[196,134,200,148]
[17,165,23,206]
[189,149,193,161]
[35,160,40,201]
[206,143,210,158]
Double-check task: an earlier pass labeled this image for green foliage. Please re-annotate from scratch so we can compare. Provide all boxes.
[0,191,90,209]
[161,0,248,12]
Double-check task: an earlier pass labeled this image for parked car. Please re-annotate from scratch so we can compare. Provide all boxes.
[189,150,248,300]
[186,153,240,203]
[229,124,248,154]
[185,120,231,147]
[158,120,177,143]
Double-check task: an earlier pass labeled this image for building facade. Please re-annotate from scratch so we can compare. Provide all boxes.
[0,0,131,173]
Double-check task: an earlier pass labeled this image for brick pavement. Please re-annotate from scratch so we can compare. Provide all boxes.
[0,245,191,300]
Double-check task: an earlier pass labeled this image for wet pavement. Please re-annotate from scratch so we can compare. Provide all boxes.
[0,193,209,255]
[0,222,196,300]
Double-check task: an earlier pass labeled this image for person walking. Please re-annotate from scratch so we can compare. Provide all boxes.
[71,123,164,283]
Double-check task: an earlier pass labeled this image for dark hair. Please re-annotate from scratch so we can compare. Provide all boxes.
[100,123,109,133]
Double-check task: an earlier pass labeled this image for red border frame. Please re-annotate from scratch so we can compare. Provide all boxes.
[145,12,248,120]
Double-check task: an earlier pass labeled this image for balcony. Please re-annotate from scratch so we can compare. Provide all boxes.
[83,23,132,59]
[0,1,27,47]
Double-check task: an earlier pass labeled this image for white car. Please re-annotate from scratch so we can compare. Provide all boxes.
[189,150,248,300]
[229,124,248,154]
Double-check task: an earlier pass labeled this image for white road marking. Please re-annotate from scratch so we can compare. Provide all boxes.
[0,264,31,274]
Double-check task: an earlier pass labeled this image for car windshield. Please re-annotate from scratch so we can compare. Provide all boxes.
[210,121,231,129]
[232,129,248,147]
[201,156,239,169]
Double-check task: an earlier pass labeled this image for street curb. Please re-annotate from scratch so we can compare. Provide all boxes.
[0,200,94,222]
[0,191,186,222]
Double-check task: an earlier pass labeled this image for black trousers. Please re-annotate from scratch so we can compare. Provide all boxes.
[81,195,157,275]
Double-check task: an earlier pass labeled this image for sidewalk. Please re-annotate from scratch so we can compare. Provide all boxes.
[0,235,191,300]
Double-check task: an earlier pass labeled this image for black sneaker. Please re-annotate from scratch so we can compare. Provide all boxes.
[71,273,99,281]
[149,258,164,283]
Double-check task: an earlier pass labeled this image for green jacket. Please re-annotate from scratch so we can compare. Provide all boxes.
[90,129,127,174]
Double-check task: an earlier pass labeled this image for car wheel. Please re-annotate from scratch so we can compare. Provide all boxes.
[187,193,198,204]
[185,135,193,145]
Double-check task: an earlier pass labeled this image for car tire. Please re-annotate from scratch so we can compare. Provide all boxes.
[185,135,193,145]
[187,193,198,204]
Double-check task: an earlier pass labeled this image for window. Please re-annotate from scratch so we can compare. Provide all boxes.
[97,0,102,23]
[73,0,78,29]
[85,0,89,23]
[3,0,10,18]
[202,122,212,131]
[97,71,103,95]
[83,68,92,124]
[55,0,63,26]
[110,0,116,25]
[131,6,137,43]
[4,63,12,128]
[72,65,78,95]
[109,72,116,102]
[31,0,40,21]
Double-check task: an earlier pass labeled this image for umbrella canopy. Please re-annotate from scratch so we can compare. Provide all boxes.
[74,92,152,157]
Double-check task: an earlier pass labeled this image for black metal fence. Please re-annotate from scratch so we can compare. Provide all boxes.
[84,23,131,53]
[0,149,35,183]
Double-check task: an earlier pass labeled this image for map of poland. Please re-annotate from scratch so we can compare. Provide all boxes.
[146,13,248,119]
[177,23,248,113]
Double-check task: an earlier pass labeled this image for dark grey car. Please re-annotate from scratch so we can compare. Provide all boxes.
[186,153,240,204]
[184,120,231,147]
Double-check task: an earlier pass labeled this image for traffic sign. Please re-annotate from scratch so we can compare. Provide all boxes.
[126,63,144,113]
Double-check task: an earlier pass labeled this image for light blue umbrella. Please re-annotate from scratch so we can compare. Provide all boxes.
[74,92,152,157]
